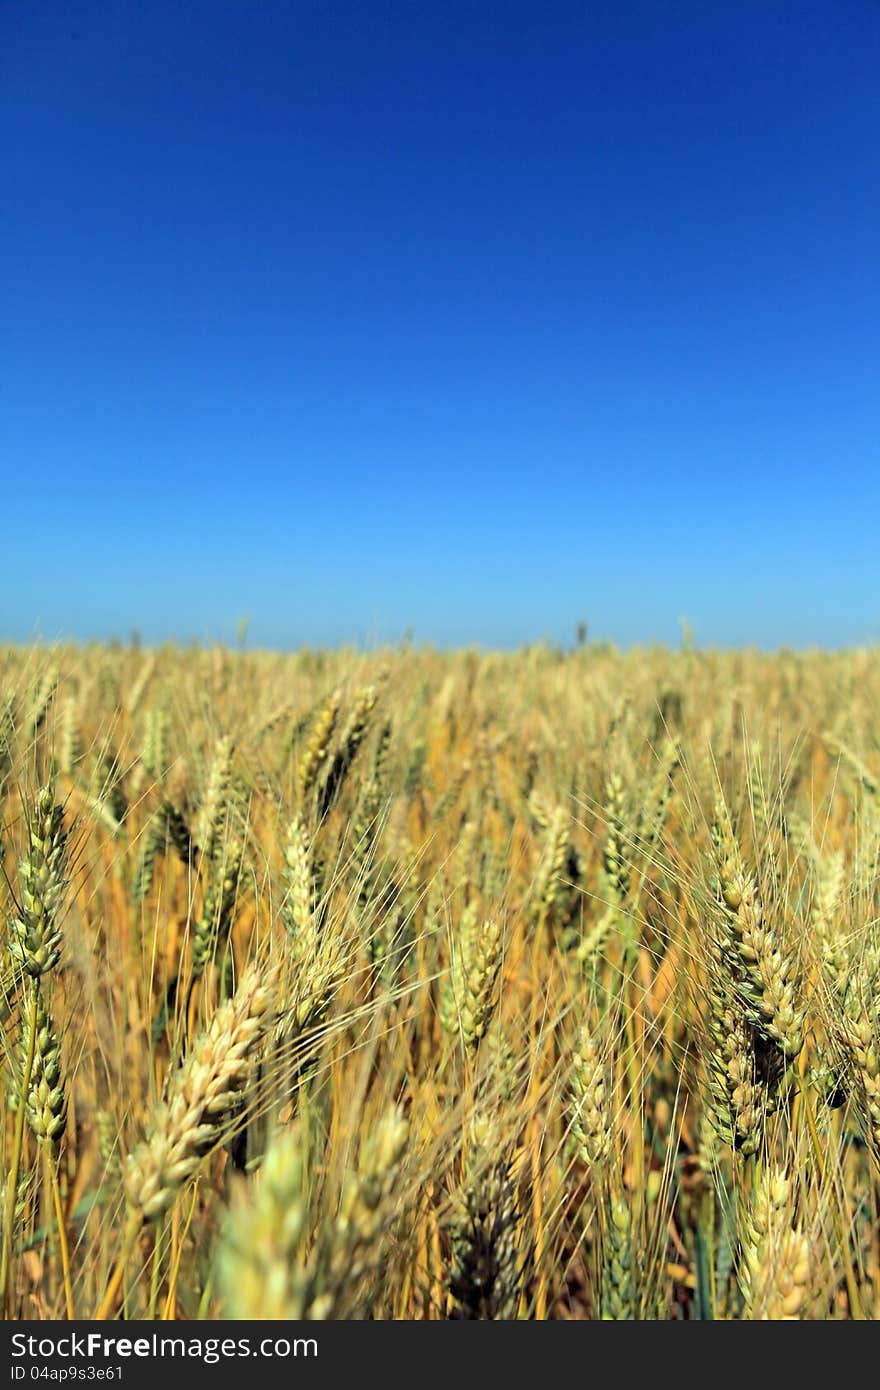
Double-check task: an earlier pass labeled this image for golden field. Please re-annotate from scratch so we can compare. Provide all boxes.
[1,639,879,1320]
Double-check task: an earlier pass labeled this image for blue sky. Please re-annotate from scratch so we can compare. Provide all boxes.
[2,1,878,649]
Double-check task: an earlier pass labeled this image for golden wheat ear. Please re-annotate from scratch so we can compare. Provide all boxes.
[125,962,278,1223]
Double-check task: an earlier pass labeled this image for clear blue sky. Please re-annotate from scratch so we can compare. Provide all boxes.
[3,1,878,650]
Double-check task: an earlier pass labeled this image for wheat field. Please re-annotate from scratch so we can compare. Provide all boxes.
[1,639,879,1320]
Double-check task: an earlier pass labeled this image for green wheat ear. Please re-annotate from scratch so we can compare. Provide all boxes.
[192,837,244,980]
[12,989,67,1159]
[197,734,235,863]
[448,1120,523,1320]
[740,1169,812,1319]
[570,1020,613,1170]
[602,772,631,905]
[601,1189,636,1320]
[8,785,68,980]
[219,1125,312,1319]
[281,816,318,944]
[441,911,504,1052]
[220,1106,408,1321]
